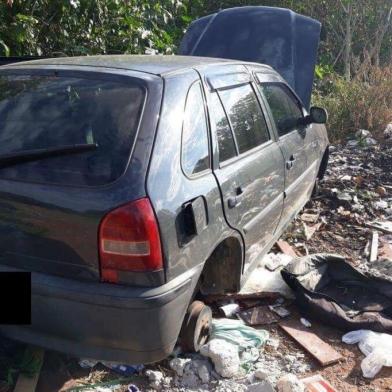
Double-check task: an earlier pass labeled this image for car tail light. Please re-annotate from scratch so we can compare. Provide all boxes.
[99,198,163,283]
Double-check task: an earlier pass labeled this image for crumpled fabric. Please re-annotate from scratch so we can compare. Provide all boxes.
[211,318,268,364]
[342,330,392,378]
[200,319,268,377]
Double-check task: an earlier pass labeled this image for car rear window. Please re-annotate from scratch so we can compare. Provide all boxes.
[0,74,145,186]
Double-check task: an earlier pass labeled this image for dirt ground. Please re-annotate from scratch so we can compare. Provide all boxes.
[1,138,391,392]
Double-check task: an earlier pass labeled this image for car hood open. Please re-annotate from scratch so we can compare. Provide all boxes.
[179,6,321,109]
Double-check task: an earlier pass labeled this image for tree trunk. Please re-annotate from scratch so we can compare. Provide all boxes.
[343,2,352,81]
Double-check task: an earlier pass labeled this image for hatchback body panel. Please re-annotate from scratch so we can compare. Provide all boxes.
[0,55,329,363]
[0,65,163,286]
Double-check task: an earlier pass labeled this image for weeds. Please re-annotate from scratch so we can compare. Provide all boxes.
[313,66,392,142]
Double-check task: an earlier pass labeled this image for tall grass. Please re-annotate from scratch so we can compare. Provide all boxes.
[313,66,392,142]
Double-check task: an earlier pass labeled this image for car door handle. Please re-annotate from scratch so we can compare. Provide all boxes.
[228,186,244,208]
[286,154,296,170]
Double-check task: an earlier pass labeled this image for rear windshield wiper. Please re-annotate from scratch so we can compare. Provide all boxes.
[0,143,98,168]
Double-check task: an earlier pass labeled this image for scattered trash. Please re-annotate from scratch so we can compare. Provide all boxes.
[264,253,293,271]
[240,258,295,299]
[300,318,311,328]
[301,374,337,392]
[300,212,319,223]
[128,384,140,392]
[384,123,392,139]
[210,319,269,353]
[78,359,144,376]
[303,222,322,240]
[366,220,392,234]
[280,319,342,366]
[355,129,371,139]
[269,305,291,318]
[342,330,392,378]
[276,373,305,392]
[200,318,269,378]
[239,305,279,326]
[276,240,298,258]
[369,231,379,262]
[220,303,240,318]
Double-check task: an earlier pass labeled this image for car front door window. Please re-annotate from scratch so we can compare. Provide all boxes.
[219,84,270,154]
[259,83,304,137]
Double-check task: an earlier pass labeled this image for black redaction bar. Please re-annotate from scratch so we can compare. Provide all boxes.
[0,272,31,324]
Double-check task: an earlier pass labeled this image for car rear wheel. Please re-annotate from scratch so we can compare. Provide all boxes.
[179,300,212,352]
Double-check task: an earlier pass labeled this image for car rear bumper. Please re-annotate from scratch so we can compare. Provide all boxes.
[0,265,202,363]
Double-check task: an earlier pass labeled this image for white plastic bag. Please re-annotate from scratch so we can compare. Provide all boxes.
[342,330,392,378]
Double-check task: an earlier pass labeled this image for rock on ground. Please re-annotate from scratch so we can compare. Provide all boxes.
[200,339,240,378]
[276,374,305,392]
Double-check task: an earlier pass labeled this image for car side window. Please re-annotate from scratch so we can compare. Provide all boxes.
[219,84,270,154]
[182,82,210,176]
[259,83,304,137]
[209,93,237,162]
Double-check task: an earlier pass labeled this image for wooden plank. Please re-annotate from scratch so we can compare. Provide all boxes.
[14,347,44,392]
[280,320,342,366]
[204,291,280,304]
[369,231,379,262]
[276,240,298,258]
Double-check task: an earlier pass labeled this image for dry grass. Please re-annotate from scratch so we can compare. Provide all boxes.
[313,65,392,142]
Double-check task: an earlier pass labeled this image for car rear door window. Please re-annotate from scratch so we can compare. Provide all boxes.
[0,74,145,186]
[182,82,210,176]
[219,84,270,154]
[209,93,237,162]
[259,83,304,137]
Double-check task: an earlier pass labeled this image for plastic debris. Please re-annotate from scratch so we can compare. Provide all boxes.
[269,305,291,318]
[78,359,143,376]
[300,318,312,328]
[384,123,392,139]
[220,303,240,318]
[128,385,140,392]
[200,319,268,377]
[210,319,269,351]
[264,253,293,271]
[342,330,392,378]
[355,129,371,139]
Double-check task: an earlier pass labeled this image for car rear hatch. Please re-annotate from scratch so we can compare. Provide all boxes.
[0,66,162,285]
[179,6,321,109]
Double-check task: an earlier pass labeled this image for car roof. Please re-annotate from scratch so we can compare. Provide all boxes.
[5,54,273,77]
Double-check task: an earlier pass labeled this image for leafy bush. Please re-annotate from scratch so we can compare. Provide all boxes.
[313,66,392,142]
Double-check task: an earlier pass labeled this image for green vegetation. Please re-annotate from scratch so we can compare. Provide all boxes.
[1,0,391,140]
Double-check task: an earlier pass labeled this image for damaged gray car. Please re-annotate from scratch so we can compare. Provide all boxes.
[0,6,328,363]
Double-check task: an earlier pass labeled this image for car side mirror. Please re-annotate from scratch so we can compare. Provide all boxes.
[300,106,328,126]
[309,106,328,124]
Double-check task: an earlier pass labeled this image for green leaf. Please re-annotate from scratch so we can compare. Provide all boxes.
[0,39,10,56]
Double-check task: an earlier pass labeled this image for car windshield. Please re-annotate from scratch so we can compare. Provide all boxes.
[0,74,145,186]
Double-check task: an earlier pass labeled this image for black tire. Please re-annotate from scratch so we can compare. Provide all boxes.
[179,300,212,352]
